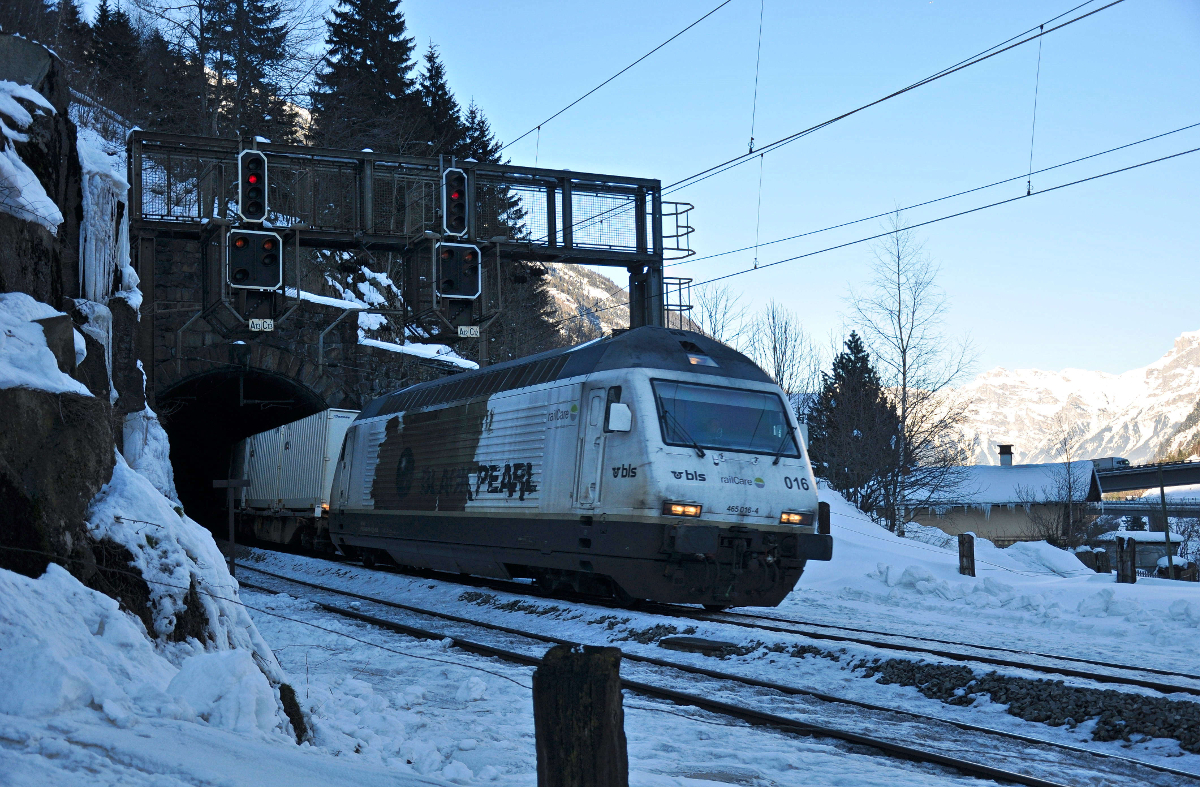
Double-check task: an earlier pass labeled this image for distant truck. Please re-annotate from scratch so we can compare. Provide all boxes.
[1092,457,1131,471]
[233,408,358,551]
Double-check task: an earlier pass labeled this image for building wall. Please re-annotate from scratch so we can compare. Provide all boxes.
[909,504,1066,547]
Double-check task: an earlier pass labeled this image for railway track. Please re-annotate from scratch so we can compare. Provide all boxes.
[671,608,1200,697]
[237,561,1200,787]
[254,549,1200,696]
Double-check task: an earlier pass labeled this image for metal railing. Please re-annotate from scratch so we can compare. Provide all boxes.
[128,132,690,263]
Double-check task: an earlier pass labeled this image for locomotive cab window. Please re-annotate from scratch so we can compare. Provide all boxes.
[652,380,800,458]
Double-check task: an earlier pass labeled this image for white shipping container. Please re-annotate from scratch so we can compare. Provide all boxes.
[238,409,359,514]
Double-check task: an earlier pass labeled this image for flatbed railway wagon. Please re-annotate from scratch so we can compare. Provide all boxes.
[329,326,832,608]
[234,408,358,551]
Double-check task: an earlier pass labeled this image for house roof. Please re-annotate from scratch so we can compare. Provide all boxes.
[906,461,1103,506]
[1094,530,1182,543]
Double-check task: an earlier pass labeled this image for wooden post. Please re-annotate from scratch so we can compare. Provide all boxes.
[1158,466,1177,580]
[532,645,628,787]
[957,533,976,577]
[213,479,251,576]
[1115,537,1137,584]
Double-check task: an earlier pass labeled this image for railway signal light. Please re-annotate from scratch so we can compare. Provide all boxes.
[442,167,468,237]
[238,150,269,222]
[228,228,283,290]
[434,242,481,300]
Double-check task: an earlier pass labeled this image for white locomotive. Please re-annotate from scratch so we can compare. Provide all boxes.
[328,326,832,608]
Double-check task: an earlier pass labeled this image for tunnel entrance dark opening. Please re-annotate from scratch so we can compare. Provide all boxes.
[157,370,326,533]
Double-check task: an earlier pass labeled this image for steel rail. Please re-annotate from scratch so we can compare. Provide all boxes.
[248,554,1200,692]
[701,609,1200,682]
[237,564,1200,784]
[666,608,1200,697]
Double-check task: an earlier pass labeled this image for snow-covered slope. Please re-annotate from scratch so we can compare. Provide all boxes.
[542,264,628,337]
[951,330,1200,465]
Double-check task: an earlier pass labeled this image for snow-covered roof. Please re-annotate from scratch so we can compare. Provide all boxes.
[908,461,1102,506]
[1094,530,1182,543]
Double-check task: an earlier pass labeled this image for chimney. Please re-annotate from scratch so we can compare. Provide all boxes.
[998,444,1013,467]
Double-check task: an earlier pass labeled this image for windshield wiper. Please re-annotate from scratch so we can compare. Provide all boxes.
[770,428,796,465]
[660,407,705,458]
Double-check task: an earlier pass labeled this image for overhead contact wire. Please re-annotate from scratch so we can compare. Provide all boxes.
[663,0,1125,195]
[499,0,735,154]
[549,145,1200,328]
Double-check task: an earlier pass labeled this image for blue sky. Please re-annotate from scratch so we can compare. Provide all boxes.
[400,0,1199,376]
[100,0,1199,375]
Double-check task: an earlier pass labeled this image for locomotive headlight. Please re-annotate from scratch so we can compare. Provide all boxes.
[663,501,702,518]
[780,511,813,526]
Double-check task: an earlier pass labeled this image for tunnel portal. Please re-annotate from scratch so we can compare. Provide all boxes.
[158,370,327,531]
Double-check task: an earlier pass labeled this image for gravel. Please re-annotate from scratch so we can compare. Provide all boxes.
[858,657,1200,753]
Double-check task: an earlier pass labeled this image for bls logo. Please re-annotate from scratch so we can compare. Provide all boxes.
[611,464,638,478]
[671,470,706,481]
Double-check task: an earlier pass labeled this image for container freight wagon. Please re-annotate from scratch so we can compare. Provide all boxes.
[234,408,358,550]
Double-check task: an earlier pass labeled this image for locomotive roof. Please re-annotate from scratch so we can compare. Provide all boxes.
[358,326,773,420]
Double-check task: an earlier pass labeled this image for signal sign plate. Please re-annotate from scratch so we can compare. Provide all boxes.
[249,318,275,332]
[457,325,481,338]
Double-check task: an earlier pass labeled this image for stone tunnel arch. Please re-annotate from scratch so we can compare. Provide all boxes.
[154,344,348,531]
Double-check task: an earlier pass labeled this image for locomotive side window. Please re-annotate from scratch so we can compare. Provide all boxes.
[652,380,800,458]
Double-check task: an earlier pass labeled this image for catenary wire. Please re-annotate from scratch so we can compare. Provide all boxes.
[497,0,735,154]
[549,145,1200,329]
[667,120,1200,268]
[663,0,1125,195]
[546,0,1119,245]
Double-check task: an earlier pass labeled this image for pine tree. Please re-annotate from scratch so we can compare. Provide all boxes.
[309,0,420,152]
[90,0,144,115]
[461,100,502,162]
[140,29,207,134]
[418,43,463,156]
[52,0,90,73]
[807,332,903,516]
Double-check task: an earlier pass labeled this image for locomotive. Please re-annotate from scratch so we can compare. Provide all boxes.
[327,326,832,608]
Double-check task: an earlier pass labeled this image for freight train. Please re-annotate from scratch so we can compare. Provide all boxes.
[239,326,832,608]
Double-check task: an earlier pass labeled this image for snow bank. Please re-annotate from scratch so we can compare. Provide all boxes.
[86,453,285,677]
[0,292,92,396]
[788,489,1200,673]
[0,564,286,737]
[0,80,63,233]
[167,650,281,736]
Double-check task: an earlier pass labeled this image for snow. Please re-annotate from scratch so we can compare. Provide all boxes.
[1094,529,1182,543]
[912,461,1100,505]
[284,287,366,311]
[1158,556,1189,568]
[947,329,1200,465]
[359,336,478,370]
[0,292,92,396]
[0,80,63,233]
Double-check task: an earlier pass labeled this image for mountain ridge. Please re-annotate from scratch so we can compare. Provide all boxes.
[951,330,1200,465]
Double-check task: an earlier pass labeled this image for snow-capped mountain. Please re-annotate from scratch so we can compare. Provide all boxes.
[542,264,629,337]
[951,330,1200,465]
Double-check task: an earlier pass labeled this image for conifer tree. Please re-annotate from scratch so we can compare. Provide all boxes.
[90,0,144,114]
[461,100,502,162]
[52,0,91,73]
[807,332,903,516]
[309,0,420,152]
[418,43,463,156]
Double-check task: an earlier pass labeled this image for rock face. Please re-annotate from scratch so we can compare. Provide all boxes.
[0,386,115,577]
[0,35,83,309]
[948,330,1200,465]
